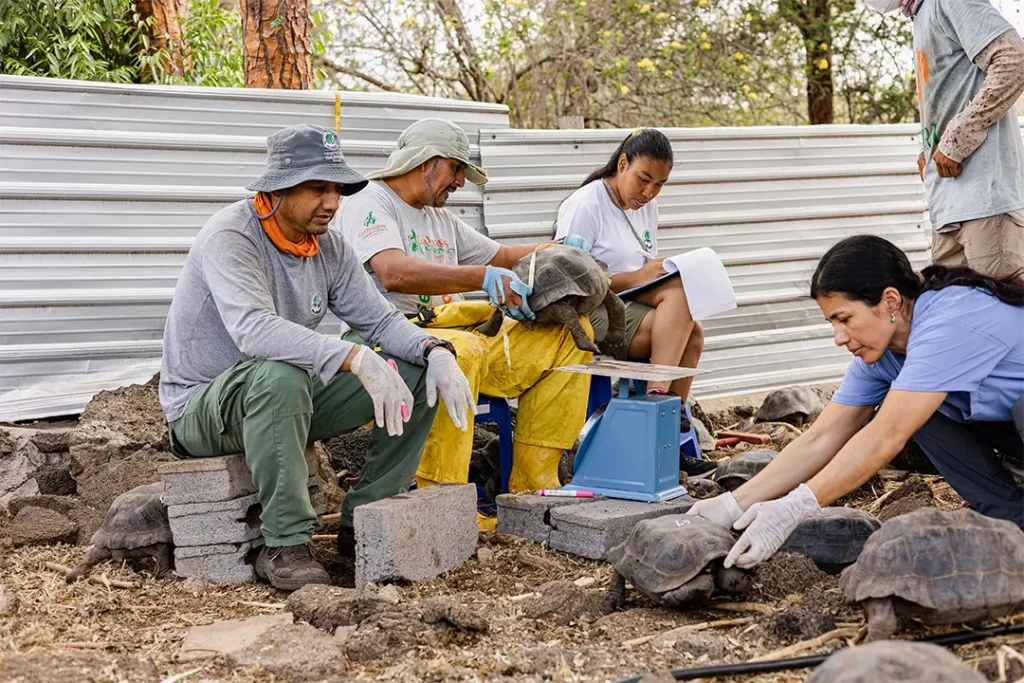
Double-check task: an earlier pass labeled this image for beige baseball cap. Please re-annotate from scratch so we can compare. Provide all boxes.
[368,118,488,185]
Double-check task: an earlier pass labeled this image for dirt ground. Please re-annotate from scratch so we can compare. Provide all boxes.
[2,400,1022,683]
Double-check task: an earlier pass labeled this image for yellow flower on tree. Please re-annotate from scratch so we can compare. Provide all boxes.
[819,42,829,51]
[404,16,415,26]
[637,58,656,70]
[742,64,750,72]
[697,0,709,6]
[742,84,750,92]
[602,30,612,38]
[701,41,712,51]
[486,65,497,74]
[656,11,669,20]
[639,3,651,13]
[817,58,829,70]
[700,31,708,40]
[619,84,631,95]
[669,40,683,49]
[734,51,745,61]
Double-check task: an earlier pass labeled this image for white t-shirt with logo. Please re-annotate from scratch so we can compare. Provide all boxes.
[339,180,500,315]
[554,179,659,275]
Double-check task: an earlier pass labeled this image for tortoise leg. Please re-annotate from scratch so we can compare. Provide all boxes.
[150,543,175,580]
[660,574,714,608]
[601,290,627,349]
[606,570,628,610]
[66,546,111,583]
[713,565,753,595]
[543,300,600,353]
[475,310,504,337]
[863,598,899,642]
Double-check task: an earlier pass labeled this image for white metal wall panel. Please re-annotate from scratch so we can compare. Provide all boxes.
[477,125,964,397]
[0,76,509,420]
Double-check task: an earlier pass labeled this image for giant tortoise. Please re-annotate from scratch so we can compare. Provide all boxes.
[476,244,626,353]
[66,482,173,582]
[606,514,752,609]
[839,507,1024,641]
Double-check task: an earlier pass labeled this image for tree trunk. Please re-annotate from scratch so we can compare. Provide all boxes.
[240,0,313,89]
[802,0,834,125]
[136,0,192,79]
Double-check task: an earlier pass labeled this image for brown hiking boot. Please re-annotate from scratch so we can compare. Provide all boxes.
[254,544,330,591]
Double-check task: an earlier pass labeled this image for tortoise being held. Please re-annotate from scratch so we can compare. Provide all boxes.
[839,507,1024,641]
[66,482,174,583]
[606,514,752,609]
[476,244,626,353]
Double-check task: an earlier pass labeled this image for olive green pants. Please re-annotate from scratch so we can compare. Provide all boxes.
[169,357,437,547]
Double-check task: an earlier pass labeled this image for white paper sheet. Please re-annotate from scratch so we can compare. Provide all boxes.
[619,247,737,320]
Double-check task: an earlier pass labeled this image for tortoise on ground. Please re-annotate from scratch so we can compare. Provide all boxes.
[66,482,173,583]
[476,244,626,353]
[606,514,752,609]
[755,387,824,426]
[780,507,881,574]
[714,449,777,491]
[839,507,1024,641]
[806,640,987,683]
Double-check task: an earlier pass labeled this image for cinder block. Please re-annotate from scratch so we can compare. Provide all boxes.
[495,493,598,543]
[167,493,262,546]
[159,447,322,506]
[175,538,263,583]
[548,496,695,560]
[159,454,256,506]
[354,483,476,589]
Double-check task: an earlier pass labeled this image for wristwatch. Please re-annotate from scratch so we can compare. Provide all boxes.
[422,338,457,363]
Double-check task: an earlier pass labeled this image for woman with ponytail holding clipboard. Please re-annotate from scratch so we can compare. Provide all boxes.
[555,128,736,408]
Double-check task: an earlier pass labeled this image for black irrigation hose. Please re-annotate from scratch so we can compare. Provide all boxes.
[611,621,1024,683]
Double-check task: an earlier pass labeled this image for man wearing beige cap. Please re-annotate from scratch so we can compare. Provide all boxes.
[340,118,594,505]
[160,123,474,590]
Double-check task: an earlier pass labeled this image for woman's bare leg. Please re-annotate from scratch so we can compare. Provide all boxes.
[627,280,695,393]
[670,321,703,400]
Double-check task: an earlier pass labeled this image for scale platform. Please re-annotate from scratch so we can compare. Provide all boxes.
[555,360,708,502]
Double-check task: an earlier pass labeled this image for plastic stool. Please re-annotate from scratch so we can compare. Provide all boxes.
[477,395,514,493]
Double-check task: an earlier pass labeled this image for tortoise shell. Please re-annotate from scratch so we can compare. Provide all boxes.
[714,449,777,491]
[806,640,986,683]
[606,514,734,596]
[780,507,881,573]
[91,482,172,550]
[509,244,610,315]
[839,508,1024,623]
[755,387,824,422]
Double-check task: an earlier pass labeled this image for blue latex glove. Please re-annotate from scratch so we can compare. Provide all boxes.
[483,266,535,321]
[561,234,593,253]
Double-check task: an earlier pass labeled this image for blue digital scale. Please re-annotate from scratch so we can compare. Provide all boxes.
[556,360,705,502]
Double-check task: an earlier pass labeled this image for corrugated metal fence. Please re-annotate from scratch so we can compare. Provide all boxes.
[476,126,935,397]
[5,75,1007,419]
[0,76,508,419]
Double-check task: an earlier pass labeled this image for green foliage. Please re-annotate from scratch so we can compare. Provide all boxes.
[0,0,148,82]
[318,0,916,128]
[0,0,243,87]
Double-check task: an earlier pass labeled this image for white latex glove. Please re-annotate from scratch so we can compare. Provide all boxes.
[425,347,476,431]
[349,345,415,437]
[685,492,744,529]
[724,483,820,569]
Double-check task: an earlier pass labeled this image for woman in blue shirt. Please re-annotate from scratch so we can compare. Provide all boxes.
[688,234,1024,568]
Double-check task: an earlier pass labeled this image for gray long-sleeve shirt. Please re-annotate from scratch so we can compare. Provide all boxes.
[159,199,433,422]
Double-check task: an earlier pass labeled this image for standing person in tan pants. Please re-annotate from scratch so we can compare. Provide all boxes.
[864,0,1024,276]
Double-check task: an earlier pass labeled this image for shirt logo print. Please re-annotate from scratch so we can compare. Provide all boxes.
[310,293,324,315]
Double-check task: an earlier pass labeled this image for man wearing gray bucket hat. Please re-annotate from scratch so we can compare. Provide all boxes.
[159,124,474,590]
[340,118,594,506]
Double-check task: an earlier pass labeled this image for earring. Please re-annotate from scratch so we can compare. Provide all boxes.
[890,314,896,324]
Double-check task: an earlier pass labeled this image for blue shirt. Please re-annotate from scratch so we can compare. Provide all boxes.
[832,287,1024,423]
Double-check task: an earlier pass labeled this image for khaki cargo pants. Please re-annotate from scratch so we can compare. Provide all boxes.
[931,211,1024,277]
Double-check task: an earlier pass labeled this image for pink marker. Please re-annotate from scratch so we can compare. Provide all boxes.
[386,359,410,421]
[538,489,595,497]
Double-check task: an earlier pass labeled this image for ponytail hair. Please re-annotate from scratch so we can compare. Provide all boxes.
[809,234,1024,307]
[580,128,674,188]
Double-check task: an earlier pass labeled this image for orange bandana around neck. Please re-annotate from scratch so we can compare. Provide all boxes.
[253,192,319,258]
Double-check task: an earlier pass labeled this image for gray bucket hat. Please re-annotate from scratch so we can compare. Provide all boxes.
[367,118,488,185]
[248,124,368,195]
